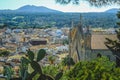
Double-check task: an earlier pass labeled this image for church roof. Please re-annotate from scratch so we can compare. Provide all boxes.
[91,34,117,50]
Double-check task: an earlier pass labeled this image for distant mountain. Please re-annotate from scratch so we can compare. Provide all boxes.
[0,6,119,13]
[105,8,119,13]
[16,5,62,13]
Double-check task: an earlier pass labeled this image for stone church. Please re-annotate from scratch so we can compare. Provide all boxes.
[69,20,117,63]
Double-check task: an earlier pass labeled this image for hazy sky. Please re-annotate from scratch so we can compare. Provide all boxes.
[0,0,119,12]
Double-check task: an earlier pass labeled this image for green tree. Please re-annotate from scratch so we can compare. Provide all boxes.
[43,65,59,77]
[48,56,56,64]
[0,24,7,29]
[0,50,10,57]
[67,57,120,80]
[61,55,75,69]
[62,39,69,45]
[56,0,120,6]
[3,66,14,80]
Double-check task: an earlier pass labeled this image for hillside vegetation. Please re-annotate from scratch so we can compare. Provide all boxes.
[0,12,118,29]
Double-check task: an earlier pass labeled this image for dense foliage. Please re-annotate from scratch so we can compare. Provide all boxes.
[42,65,69,80]
[67,57,120,80]
[42,57,120,80]
[56,0,120,6]
[0,50,10,57]
[61,55,75,67]
[2,49,120,80]
[43,65,59,77]
[0,12,118,29]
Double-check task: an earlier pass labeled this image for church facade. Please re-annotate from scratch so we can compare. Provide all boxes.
[69,24,117,63]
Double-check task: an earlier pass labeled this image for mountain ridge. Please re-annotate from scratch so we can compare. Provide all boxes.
[0,5,119,13]
[16,5,62,13]
[104,8,119,13]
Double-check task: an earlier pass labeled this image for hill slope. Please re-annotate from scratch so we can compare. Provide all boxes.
[16,5,62,13]
[105,8,119,13]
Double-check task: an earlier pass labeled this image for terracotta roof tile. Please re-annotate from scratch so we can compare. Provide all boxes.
[91,34,117,49]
